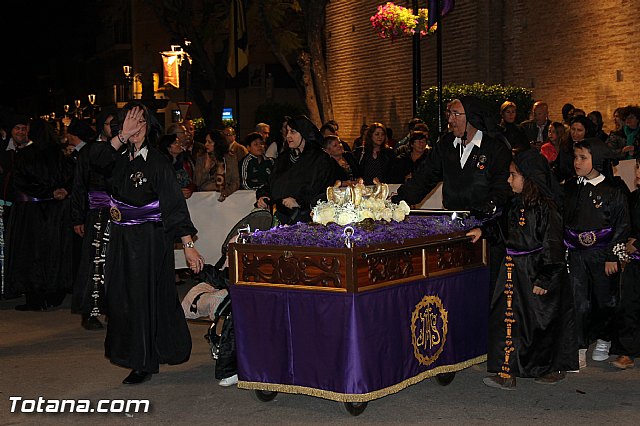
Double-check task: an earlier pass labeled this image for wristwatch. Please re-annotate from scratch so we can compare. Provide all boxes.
[183,241,195,249]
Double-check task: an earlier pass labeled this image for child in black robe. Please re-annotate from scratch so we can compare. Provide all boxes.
[468,149,578,390]
[563,138,630,369]
[611,158,640,369]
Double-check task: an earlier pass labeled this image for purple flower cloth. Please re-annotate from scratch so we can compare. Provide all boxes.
[245,215,483,248]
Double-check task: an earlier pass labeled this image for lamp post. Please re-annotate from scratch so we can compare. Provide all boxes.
[123,65,133,100]
[74,99,82,119]
[87,94,98,120]
[170,43,192,102]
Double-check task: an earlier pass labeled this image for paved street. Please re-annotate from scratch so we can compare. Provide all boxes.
[1,288,639,425]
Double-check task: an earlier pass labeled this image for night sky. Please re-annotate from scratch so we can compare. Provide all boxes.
[1,1,99,117]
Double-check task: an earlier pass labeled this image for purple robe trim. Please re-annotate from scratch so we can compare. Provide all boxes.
[563,227,613,250]
[88,190,110,210]
[15,192,53,202]
[230,268,489,398]
[109,197,161,226]
[506,246,543,256]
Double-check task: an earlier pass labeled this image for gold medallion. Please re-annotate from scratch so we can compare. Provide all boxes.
[578,231,597,247]
[110,206,122,222]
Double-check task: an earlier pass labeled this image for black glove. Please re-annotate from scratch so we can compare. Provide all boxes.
[471,201,497,219]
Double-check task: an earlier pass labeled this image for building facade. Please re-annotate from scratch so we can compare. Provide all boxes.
[326,0,640,143]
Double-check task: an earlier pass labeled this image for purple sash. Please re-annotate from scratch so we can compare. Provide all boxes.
[109,197,161,226]
[15,192,53,202]
[88,190,110,210]
[506,246,543,256]
[629,251,640,262]
[564,228,613,250]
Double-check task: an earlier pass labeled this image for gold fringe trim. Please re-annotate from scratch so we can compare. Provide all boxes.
[238,354,487,403]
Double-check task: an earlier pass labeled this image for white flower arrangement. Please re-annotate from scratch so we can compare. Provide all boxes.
[312,179,410,226]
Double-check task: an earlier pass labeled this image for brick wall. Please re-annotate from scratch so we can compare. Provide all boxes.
[326,0,640,142]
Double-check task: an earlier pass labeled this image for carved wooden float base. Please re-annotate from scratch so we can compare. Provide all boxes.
[230,232,487,293]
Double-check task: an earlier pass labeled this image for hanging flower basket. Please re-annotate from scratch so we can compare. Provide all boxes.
[370,2,437,41]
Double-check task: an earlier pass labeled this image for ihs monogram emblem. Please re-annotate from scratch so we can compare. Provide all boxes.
[130,171,147,188]
[411,295,448,366]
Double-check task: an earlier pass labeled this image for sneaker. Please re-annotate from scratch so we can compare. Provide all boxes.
[482,375,516,391]
[591,339,611,361]
[569,349,587,372]
[218,374,238,387]
[611,355,634,370]
[534,371,566,385]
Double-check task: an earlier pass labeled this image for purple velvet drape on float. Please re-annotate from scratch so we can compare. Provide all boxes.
[230,268,489,396]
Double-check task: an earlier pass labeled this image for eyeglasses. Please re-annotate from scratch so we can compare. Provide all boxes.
[223,132,235,137]
[445,110,466,118]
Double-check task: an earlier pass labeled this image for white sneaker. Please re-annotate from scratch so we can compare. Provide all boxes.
[591,340,611,361]
[218,374,238,387]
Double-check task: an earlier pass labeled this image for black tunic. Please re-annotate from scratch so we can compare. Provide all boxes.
[487,197,579,377]
[4,142,74,300]
[391,132,512,213]
[612,189,640,357]
[563,176,630,346]
[257,146,338,225]
[101,145,197,373]
[70,142,112,316]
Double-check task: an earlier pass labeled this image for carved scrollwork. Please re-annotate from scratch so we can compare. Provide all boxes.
[435,243,472,269]
[367,251,414,283]
[241,253,343,288]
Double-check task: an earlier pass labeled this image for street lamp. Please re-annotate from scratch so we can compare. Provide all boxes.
[74,99,82,119]
[123,65,133,100]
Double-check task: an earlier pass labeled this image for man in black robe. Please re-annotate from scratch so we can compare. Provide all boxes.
[5,117,74,309]
[391,96,513,294]
[70,114,111,330]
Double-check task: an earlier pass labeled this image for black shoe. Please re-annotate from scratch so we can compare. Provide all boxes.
[122,370,152,385]
[81,315,104,330]
[15,303,46,312]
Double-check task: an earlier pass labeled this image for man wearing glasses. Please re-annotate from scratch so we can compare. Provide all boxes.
[391,96,512,293]
[392,96,511,215]
[222,126,248,159]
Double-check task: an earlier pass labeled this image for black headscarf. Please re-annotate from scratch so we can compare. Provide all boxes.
[67,118,96,142]
[287,115,323,150]
[96,106,117,138]
[459,96,511,149]
[513,148,563,207]
[574,137,617,181]
[7,114,29,133]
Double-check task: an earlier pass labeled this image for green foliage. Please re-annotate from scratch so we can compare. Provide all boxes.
[191,117,206,142]
[418,82,534,142]
[248,0,303,55]
[254,101,307,128]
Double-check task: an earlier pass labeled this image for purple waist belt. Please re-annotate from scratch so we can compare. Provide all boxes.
[563,228,613,250]
[109,197,161,226]
[15,192,53,202]
[506,246,543,256]
[88,190,110,210]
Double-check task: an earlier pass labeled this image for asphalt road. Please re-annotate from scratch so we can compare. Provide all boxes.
[1,289,638,425]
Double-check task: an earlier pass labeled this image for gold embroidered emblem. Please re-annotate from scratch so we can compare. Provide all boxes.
[578,231,597,247]
[411,295,448,366]
[110,206,122,222]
